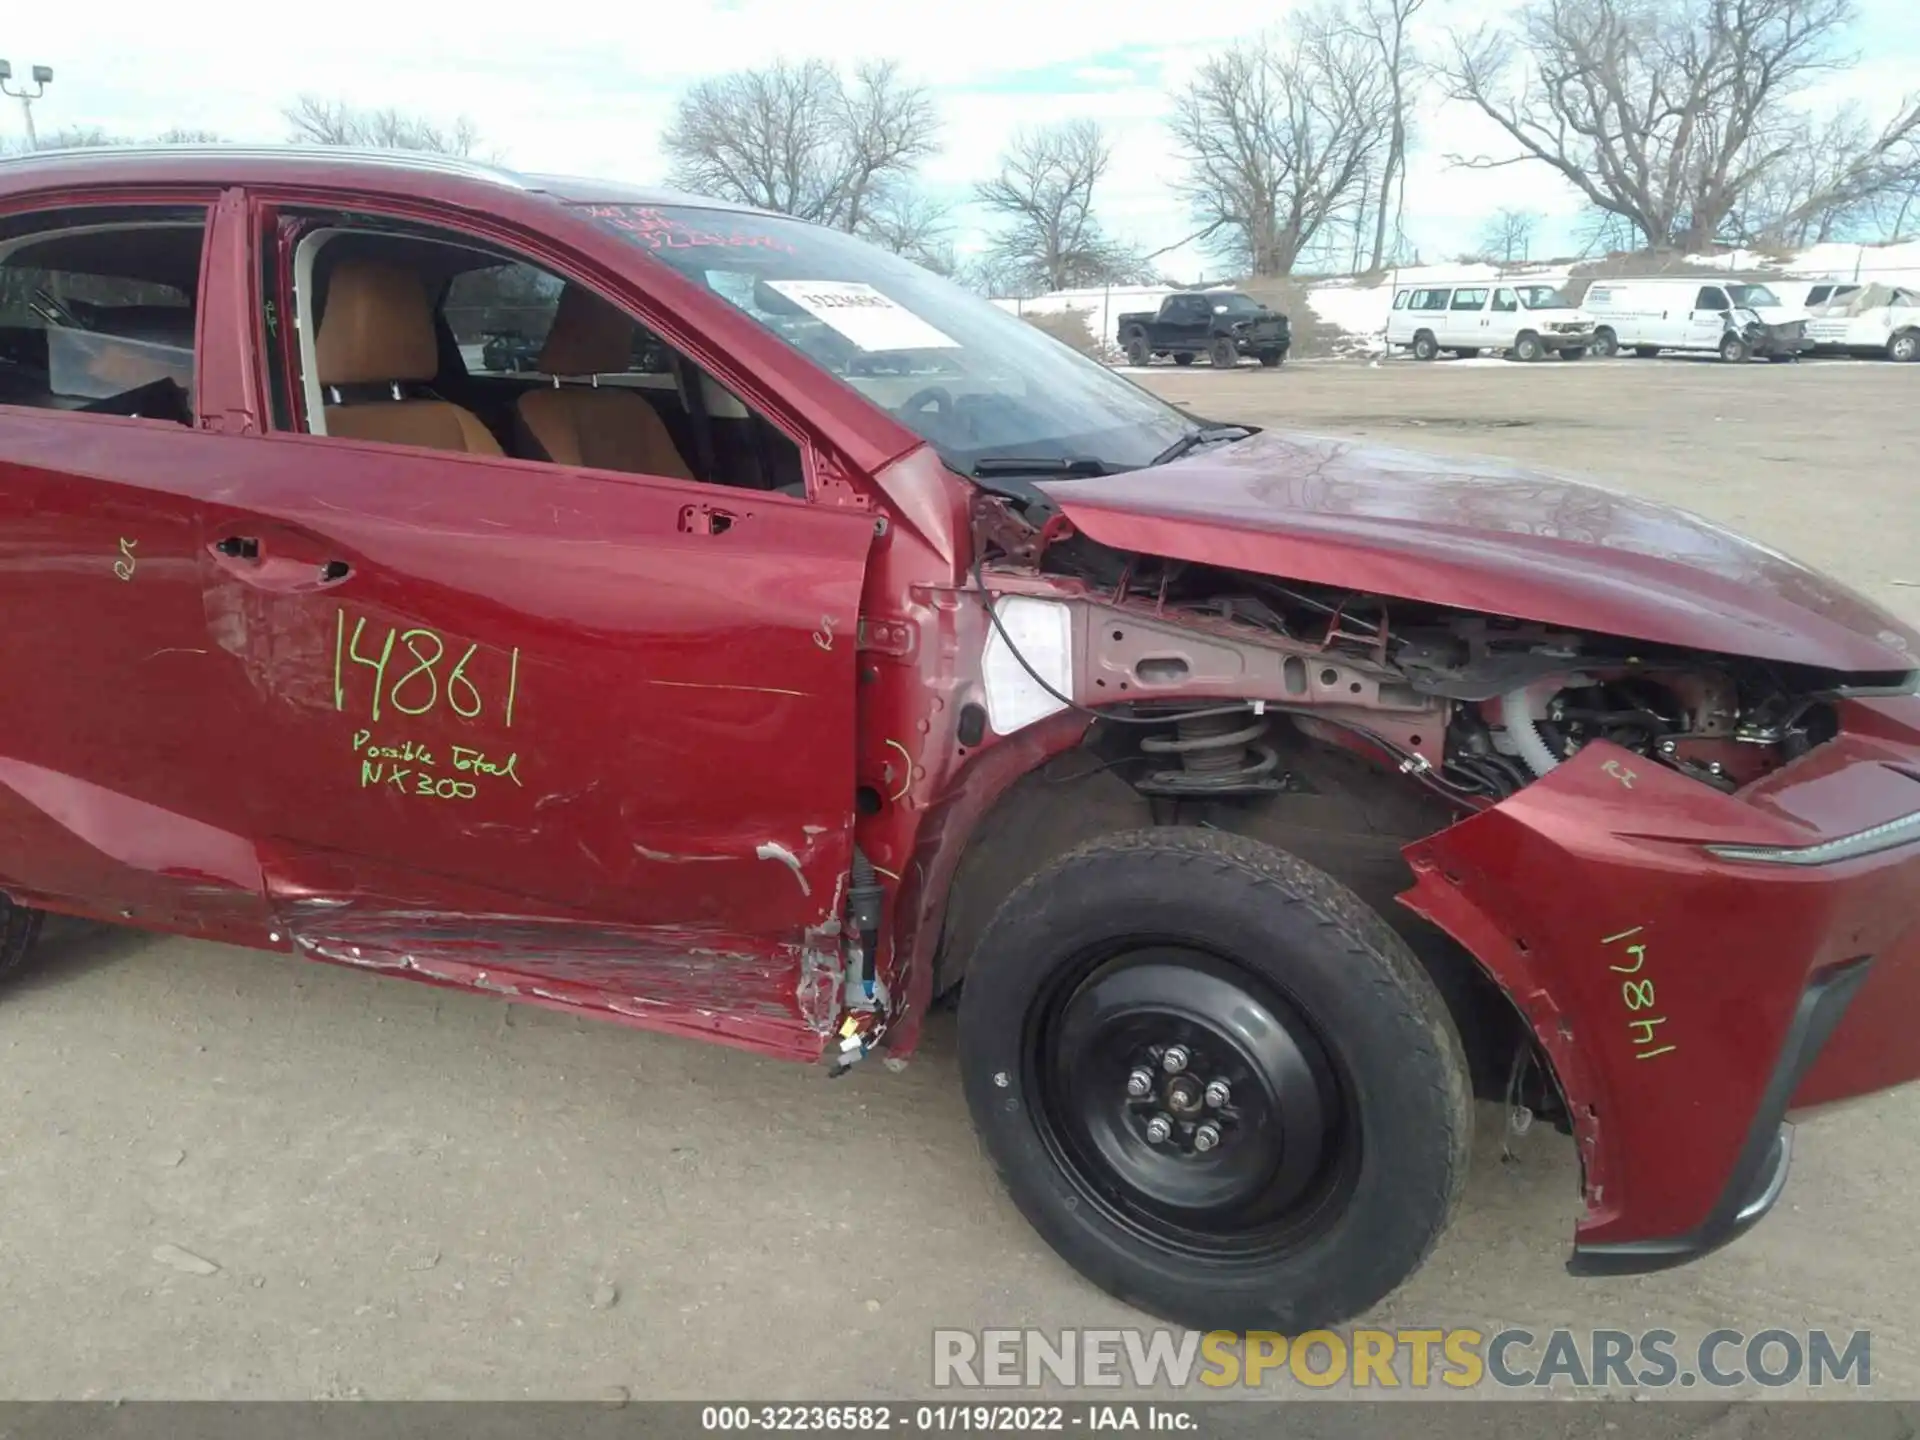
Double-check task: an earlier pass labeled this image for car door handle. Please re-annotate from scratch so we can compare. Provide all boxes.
[210,535,353,590]
[677,504,737,537]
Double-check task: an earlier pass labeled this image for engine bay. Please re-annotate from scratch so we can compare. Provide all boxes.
[1005,525,1902,809]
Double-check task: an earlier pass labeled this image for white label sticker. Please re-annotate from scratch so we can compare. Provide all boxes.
[766,280,960,352]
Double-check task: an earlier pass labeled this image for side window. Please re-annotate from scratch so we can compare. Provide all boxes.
[1491,288,1518,313]
[1392,290,1409,310]
[445,263,675,380]
[1410,289,1448,312]
[276,219,805,497]
[0,207,205,425]
[1696,287,1730,312]
[1451,288,1489,311]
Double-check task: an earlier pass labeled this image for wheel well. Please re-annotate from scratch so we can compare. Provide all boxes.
[931,722,1535,1105]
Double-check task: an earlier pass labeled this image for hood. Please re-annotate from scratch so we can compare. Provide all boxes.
[1041,431,1919,675]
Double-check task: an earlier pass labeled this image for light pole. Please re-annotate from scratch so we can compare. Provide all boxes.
[0,61,55,150]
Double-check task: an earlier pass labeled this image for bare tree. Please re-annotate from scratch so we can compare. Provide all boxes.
[662,59,938,239]
[1479,207,1539,262]
[1169,9,1394,278]
[858,187,956,272]
[1349,0,1427,270]
[2,125,223,156]
[284,96,491,158]
[1574,204,1640,257]
[975,120,1146,291]
[1440,0,1920,250]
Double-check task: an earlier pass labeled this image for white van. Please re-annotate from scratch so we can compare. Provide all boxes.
[1803,283,1920,361]
[1580,278,1813,361]
[1387,281,1593,361]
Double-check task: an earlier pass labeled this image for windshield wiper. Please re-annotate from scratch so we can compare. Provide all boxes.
[1149,424,1254,468]
[971,456,1113,478]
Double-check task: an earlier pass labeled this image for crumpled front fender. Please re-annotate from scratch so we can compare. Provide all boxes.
[1399,736,1917,1268]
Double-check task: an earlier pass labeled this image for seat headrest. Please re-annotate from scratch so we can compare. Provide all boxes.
[538,284,636,376]
[315,260,440,385]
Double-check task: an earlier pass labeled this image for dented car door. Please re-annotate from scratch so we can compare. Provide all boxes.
[200,448,873,1048]
[186,198,876,1054]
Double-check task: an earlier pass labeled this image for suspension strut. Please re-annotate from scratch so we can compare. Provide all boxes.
[1136,710,1286,796]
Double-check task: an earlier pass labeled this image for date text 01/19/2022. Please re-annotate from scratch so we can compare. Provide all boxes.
[699,1406,1197,1432]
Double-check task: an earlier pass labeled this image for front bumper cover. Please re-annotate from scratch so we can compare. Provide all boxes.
[1568,954,1869,1275]
[1401,695,1920,1273]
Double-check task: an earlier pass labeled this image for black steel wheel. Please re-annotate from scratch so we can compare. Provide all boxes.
[1124,333,1150,367]
[1029,945,1358,1261]
[959,828,1470,1332]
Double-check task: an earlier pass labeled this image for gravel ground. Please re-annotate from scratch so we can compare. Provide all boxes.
[1,355,1915,1422]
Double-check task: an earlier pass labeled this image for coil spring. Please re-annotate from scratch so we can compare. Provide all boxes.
[1136,712,1285,796]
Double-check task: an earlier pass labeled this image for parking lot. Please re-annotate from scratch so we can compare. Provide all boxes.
[2,356,1916,1407]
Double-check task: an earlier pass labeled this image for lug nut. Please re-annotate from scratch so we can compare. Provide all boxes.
[1193,1122,1222,1152]
[1145,1114,1174,1144]
[1126,1067,1155,1098]
[1203,1079,1231,1108]
[1161,1045,1190,1075]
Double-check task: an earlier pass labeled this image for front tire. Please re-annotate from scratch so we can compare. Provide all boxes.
[1720,333,1750,363]
[1513,332,1545,362]
[0,894,44,985]
[1411,331,1438,361]
[1890,331,1920,363]
[1588,328,1619,358]
[958,828,1471,1332]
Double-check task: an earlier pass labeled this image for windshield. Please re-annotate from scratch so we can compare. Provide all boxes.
[1727,284,1783,308]
[577,203,1191,473]
[1515,285,1573,309]
[1209,293,1264,314]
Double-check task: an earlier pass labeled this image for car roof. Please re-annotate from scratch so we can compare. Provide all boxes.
[0,144,772,216]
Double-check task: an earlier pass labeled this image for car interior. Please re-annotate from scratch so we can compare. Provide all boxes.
[0,214,204,425]
[291,226,808,497]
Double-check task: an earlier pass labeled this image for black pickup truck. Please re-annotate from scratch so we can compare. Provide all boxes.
[1118,291,1290,369]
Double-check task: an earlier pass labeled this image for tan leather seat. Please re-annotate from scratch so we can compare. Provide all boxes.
[515,285,694,480]
[315,260,502,456]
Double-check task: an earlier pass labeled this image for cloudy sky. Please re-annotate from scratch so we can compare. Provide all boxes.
[5,0,1916,280]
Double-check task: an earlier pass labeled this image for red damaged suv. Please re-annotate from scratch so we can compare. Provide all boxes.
[1,146,1916,1331]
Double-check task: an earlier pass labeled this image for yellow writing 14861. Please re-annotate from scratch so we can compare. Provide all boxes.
[1601,926,1677,1061]
[334,609,520,728]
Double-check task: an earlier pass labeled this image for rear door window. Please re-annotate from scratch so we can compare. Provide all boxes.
[0,207,206,423]
[1450,289,1489,311]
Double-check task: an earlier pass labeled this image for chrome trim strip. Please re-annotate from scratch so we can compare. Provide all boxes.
[1707,808,1920,866]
